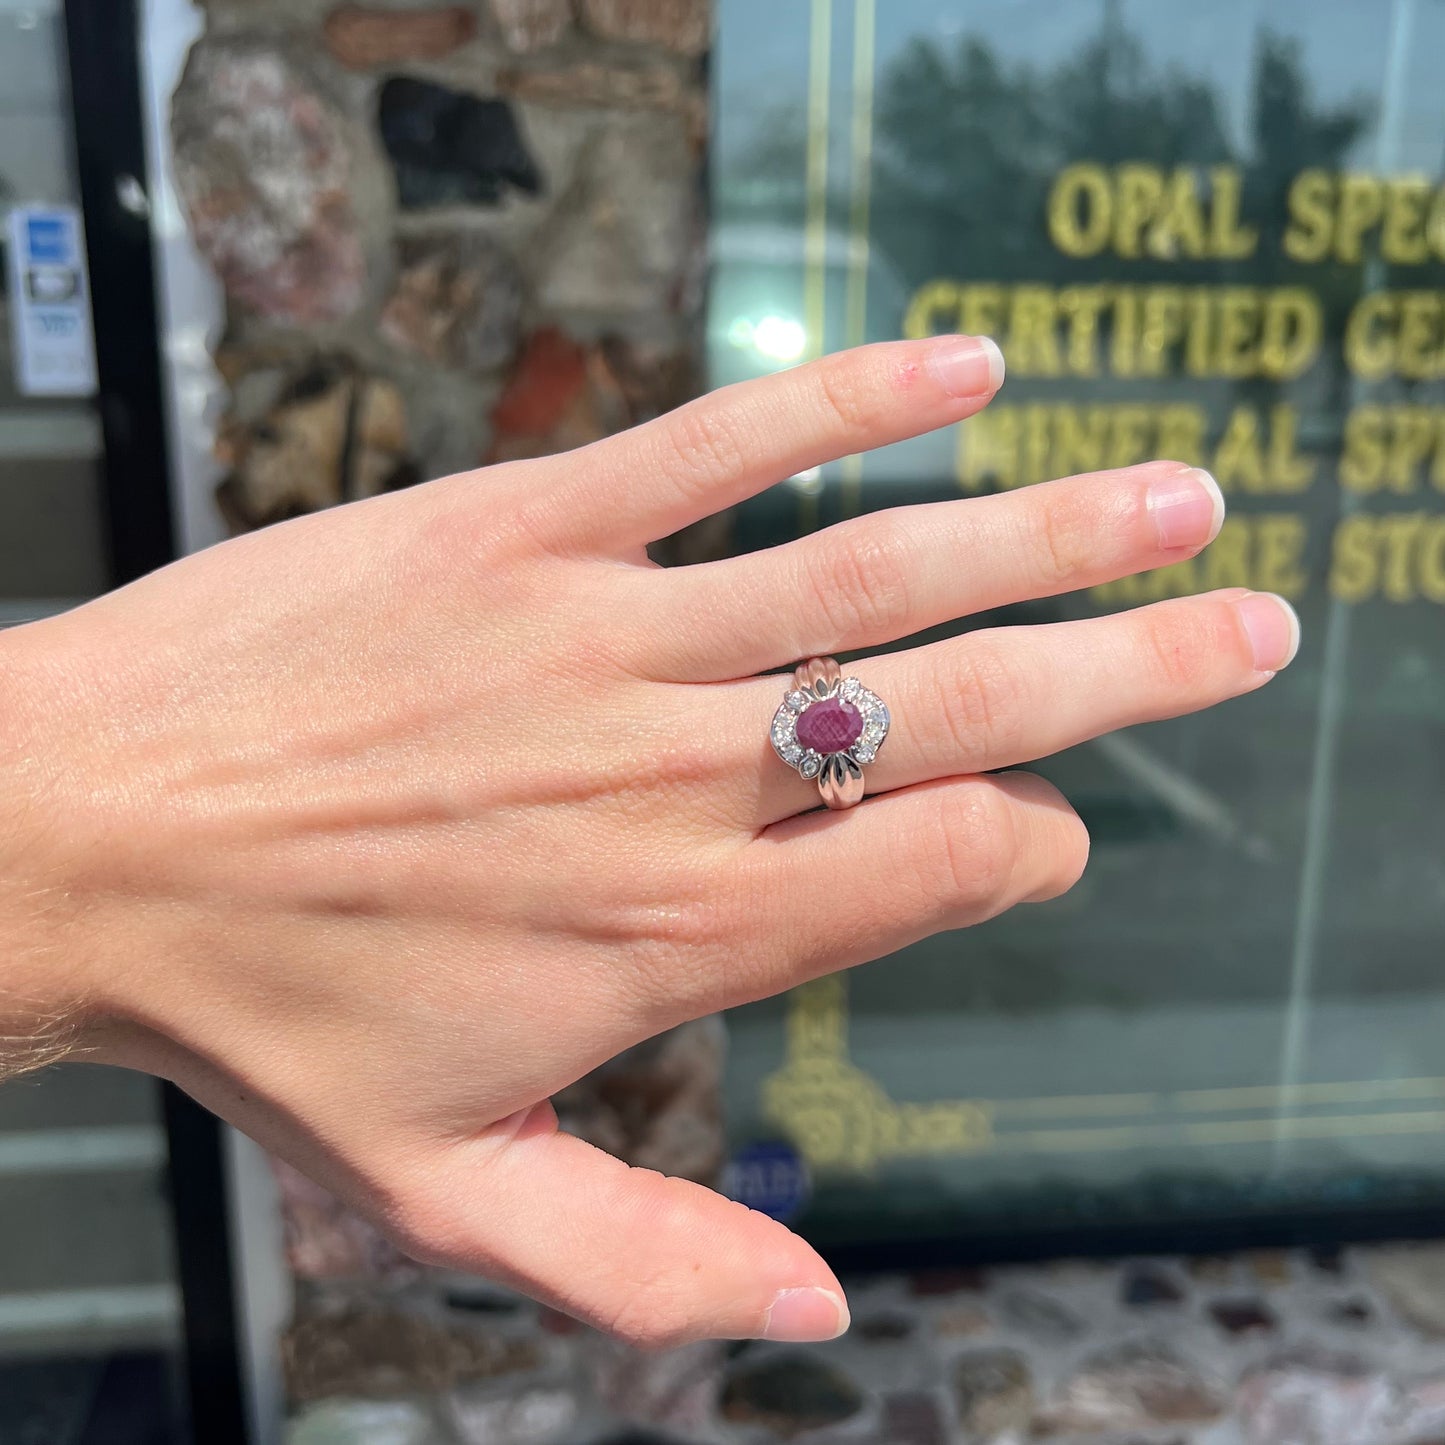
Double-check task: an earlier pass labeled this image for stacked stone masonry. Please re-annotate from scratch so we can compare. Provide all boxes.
[282,1244,1445,1444]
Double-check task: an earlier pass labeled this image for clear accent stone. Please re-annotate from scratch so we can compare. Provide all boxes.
[785,689,810,713]
[800,752,821,778]
[855,743,877,764]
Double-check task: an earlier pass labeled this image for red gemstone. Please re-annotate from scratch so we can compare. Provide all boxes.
[796,696,863,754]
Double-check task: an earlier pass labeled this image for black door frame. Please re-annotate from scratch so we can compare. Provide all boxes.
[63,2,251,1441]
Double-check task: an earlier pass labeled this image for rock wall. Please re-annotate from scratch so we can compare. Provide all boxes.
[173,0,708,539]
[282,1243,1445,1444]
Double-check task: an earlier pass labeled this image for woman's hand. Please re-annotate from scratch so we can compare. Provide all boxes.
[0,337,1296,1347]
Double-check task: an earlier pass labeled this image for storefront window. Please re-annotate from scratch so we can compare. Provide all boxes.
[712,0,1445,1250]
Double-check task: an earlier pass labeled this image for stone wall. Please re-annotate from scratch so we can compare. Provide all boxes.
[283,1242,1445,1445]
[173,0,709,543]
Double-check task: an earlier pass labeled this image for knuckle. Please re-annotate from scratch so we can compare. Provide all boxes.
[1031,492,1092,588]
[933,786,1015,908]
[938,639,1026,764]
[656,400,751,500]
[811,353,880,435]
[802,523,913,643]
[1140,600,1229,691]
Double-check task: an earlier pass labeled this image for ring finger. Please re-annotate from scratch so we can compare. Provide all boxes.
[730,586,1300,829]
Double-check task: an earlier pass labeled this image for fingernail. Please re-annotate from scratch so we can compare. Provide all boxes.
[926,335,1005,398]
[1236,592,1301,673]
[761,1287,851,1342]
[1148,467,1225,550]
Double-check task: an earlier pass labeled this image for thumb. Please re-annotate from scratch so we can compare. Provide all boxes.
[398,1112,849,1350]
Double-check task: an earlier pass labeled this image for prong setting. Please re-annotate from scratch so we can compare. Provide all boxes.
[770,661,889,808]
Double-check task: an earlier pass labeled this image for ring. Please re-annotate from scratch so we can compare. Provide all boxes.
[770,657,891,809]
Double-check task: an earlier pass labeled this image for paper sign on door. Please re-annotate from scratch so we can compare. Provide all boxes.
[5,204,99,398]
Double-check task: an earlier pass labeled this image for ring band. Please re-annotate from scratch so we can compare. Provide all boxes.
[770,657,891,809]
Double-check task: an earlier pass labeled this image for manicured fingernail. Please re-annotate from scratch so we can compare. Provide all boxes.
[926,335,1005,398]
[1237,592,1301,673]
[1148,467,1225,550]
[761,1287,850,1342]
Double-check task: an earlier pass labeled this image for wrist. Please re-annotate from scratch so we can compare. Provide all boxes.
[0,621,110,1072]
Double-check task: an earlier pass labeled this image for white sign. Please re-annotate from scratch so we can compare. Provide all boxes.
[6,204,99,398]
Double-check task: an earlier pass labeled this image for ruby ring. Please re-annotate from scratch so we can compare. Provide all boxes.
[770,657,890,809]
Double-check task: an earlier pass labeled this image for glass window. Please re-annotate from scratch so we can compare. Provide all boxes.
[712,0,1445,1250]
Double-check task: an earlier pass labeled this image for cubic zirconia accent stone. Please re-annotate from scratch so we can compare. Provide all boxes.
[800,752,821,779]
[785,690,810,713]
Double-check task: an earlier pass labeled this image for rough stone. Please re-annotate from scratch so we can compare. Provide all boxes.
[951,1349,1033,1439]
[171,42,363,322]
[995,1288,1084,1341]
[379,78,543,208]
[497,59,686,110]
[214,363,415,533]
[491,0,572,51]
[283,1302,542,1401]
[1209,1298,1278,1336]
[909,1267,988,1297]
[1247,1249,1294,1286]
[382,233,522,373]
[586,1337,724,1433]
[1369,1244,1445,1336]
[880,1392,950,1445]
[1236,1350,1395,1445]
[932,1303,991,1338]
[720,1353,865,1437]
[577,0,709,56]
[489,330,697,467]
[533,111,696,318]
[1121,1263,1187,1307]
[552,1016,725,1184]
[1042,1343,1226,1433]
[855,1312,916,1343]
[323,5,476,69]
[445,1384,576,1445]
[269,1157,417,1282]
[286,1398,439,1445]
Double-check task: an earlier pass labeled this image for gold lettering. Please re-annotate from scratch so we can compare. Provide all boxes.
[1048,163,1112,257]
[1214,406,1266,491]
[1255,515,1309,597]
[1329,516,1377,601]
[1336,174,1384,263]
[1284,169,1334,262]
[1209,166,1258,259]
[1383,177,1432,264]
[1259,289,1322,380]
[1115,163,1165,257]
[1344,293,1396,379]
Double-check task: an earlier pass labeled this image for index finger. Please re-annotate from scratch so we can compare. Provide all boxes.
[525,336,1005,552]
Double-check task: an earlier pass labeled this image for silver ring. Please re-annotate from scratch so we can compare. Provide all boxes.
[770,657,891,810]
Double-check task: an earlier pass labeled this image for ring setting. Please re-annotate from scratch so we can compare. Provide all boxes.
[771,657,889,809]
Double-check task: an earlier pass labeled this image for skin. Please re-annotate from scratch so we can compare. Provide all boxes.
[0,337,1297,1349]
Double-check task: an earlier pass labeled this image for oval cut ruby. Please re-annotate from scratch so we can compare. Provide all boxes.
[795,696,863,754]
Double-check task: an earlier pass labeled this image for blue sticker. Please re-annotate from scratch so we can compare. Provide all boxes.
[723,1139,811,1222]
[25,216,71,265]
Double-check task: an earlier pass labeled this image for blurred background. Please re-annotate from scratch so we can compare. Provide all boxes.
[2,1,1444,1442]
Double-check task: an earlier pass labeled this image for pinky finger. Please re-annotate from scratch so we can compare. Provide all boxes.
[742,772,1089,999]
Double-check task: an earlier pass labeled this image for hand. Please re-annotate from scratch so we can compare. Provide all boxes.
[0,337,1296,1347]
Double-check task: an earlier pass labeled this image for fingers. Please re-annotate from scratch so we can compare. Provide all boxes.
[394,1118,849,1350]
[729,772,1088,1003]
[520,337,1004,552]
[645,460,1224,680]
[742,588,1299,828]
